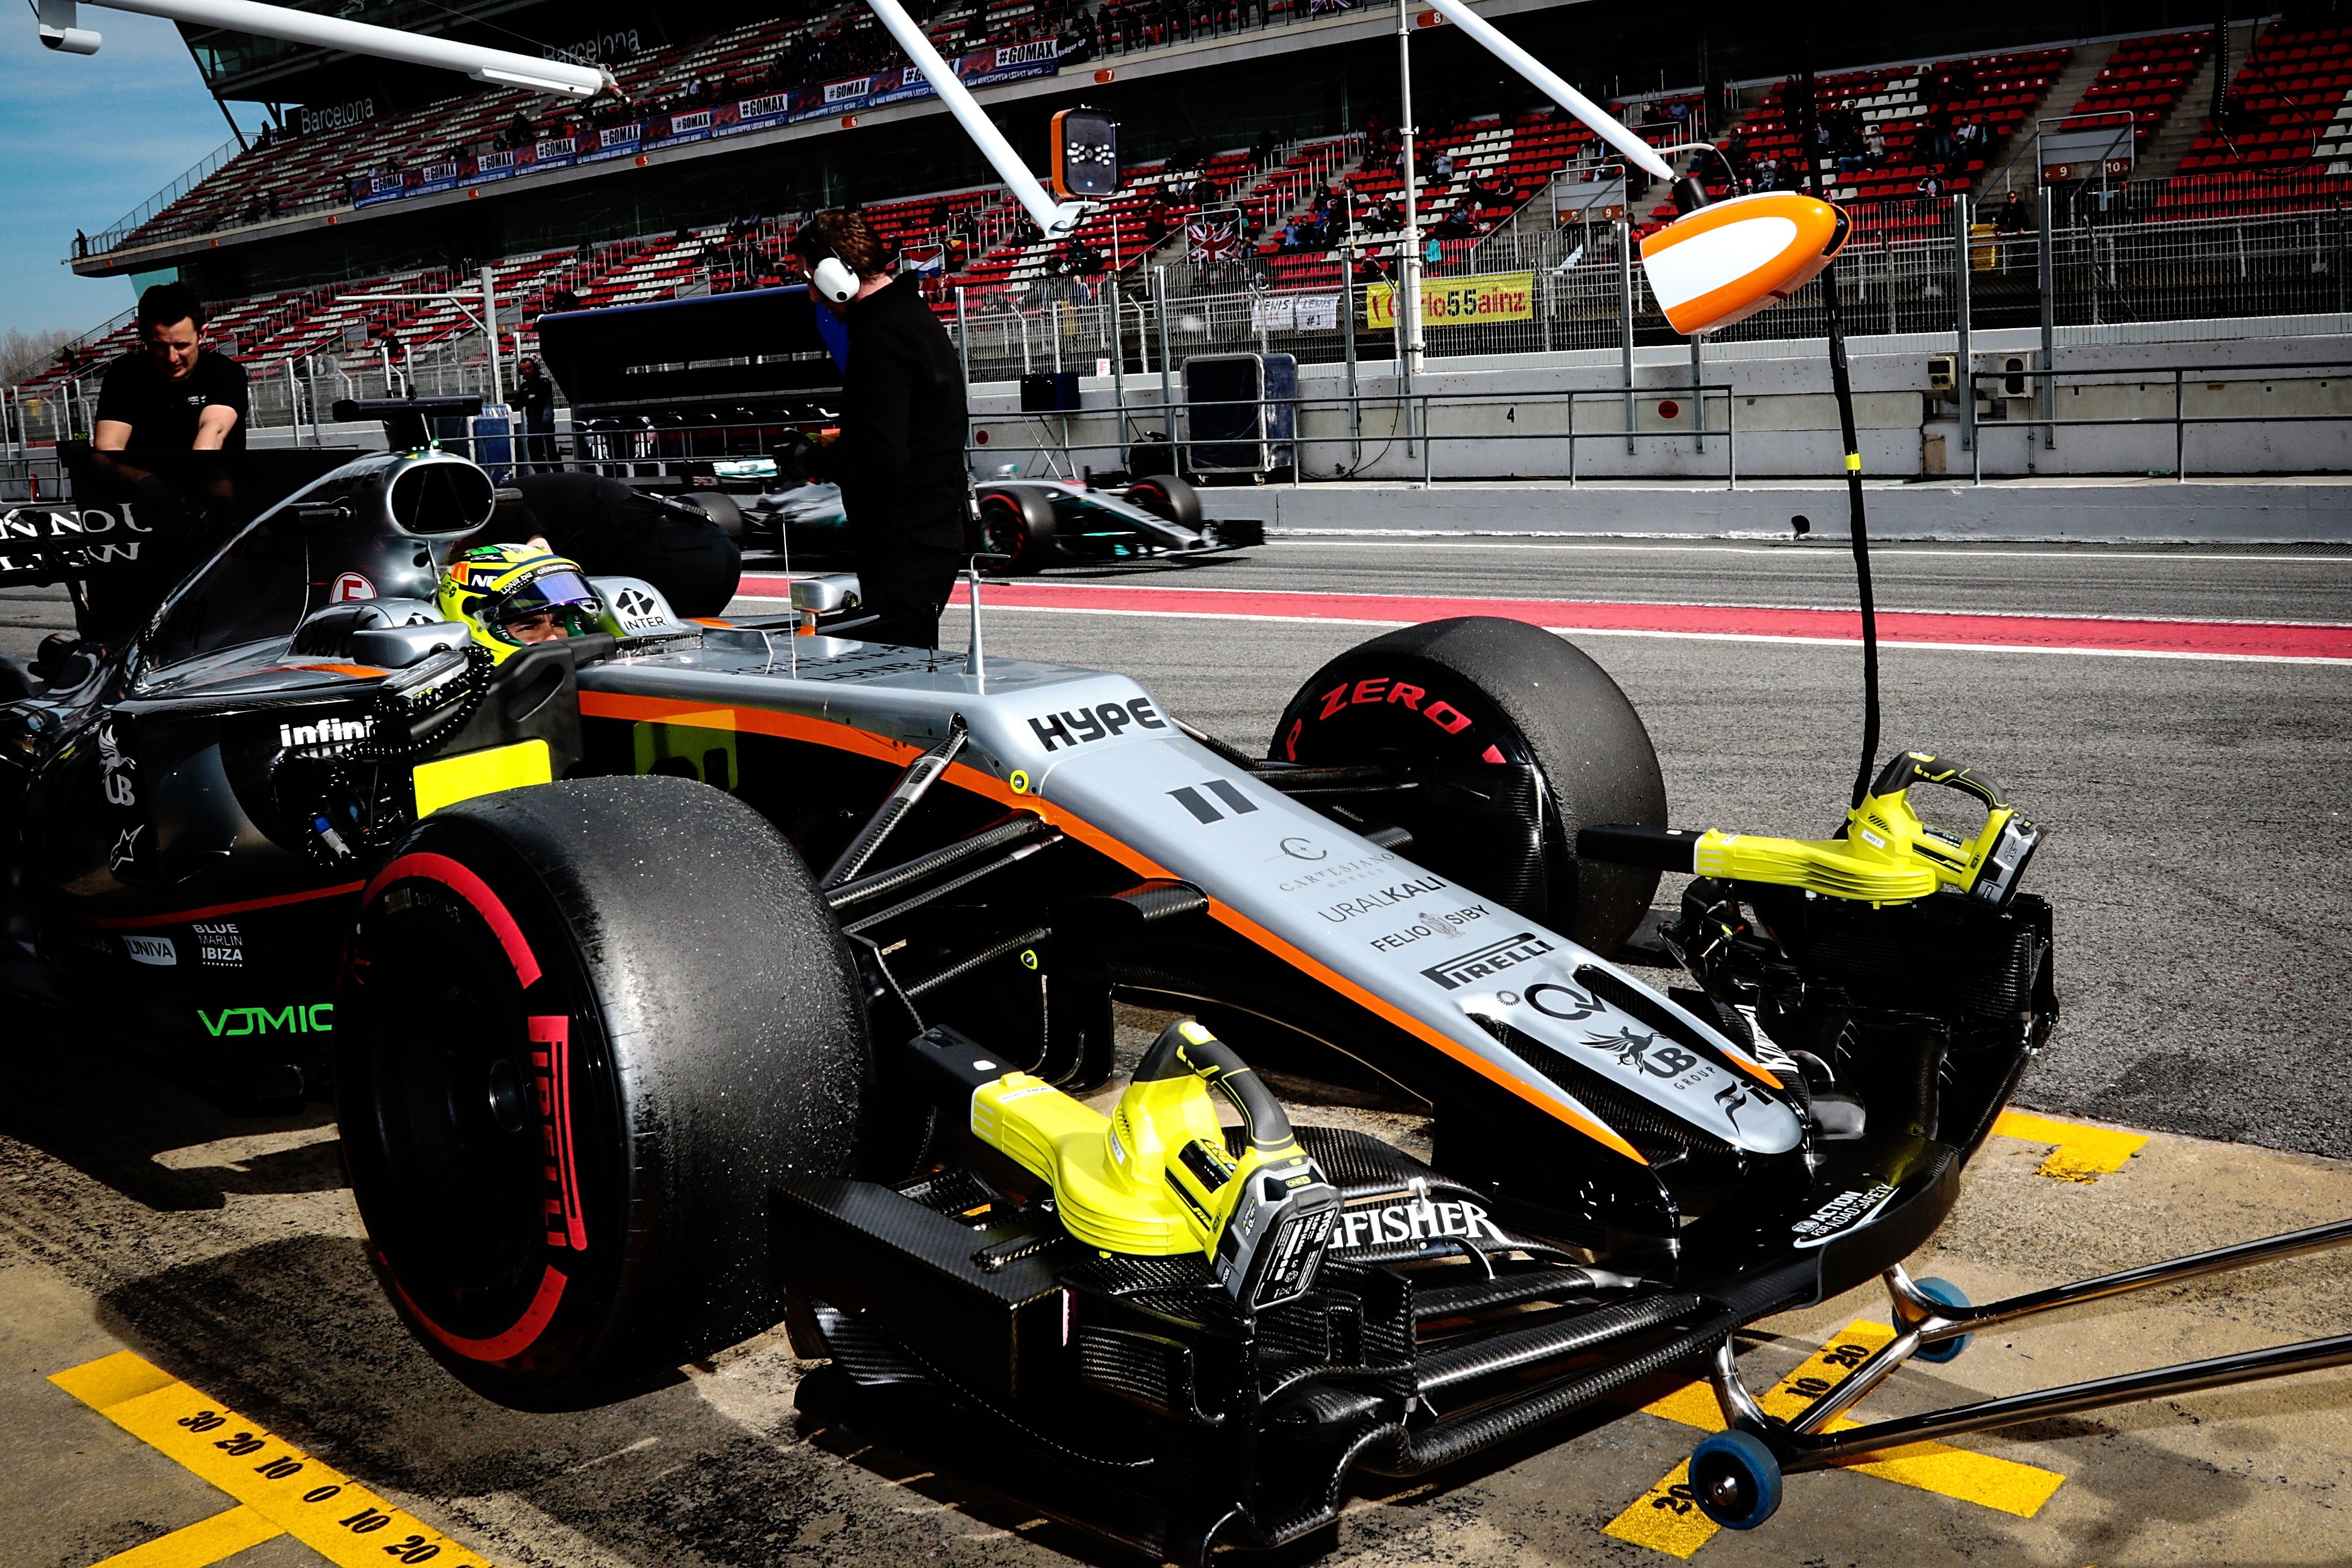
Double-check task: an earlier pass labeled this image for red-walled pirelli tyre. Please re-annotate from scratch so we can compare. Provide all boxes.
[976,486,1057,575]
[1270,616,1667,957]
[336,775,869,1410]
[1123,474,1204,531]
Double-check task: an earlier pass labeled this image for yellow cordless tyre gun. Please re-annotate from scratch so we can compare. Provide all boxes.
[1578,750,2042,911]
[908,1018,1341,1312]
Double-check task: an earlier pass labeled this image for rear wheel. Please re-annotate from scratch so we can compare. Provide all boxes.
[976,487,1057,576]
[676,489,745,543]
[1270,616,1667,957]
[337,775,869,1408]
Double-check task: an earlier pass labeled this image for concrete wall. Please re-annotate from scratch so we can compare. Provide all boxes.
[965,315,2352,485]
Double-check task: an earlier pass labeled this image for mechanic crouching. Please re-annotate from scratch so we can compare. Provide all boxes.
[486,469,741,618]
[790,210,971,648]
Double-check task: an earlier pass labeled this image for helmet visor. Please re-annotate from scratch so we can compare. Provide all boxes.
[498,569,599,621]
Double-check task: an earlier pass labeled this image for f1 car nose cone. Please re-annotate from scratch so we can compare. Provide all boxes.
[487,1058,528,1134]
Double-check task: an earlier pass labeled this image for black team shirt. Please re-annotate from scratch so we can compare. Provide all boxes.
[828,273,969,529]
[93,349,249,451]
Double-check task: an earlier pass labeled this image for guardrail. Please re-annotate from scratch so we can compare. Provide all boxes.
[963,383,1741,489]
[1965,359,2352,483]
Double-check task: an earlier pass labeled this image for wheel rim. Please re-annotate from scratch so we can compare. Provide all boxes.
[344,853,613,1370]
[1697,1456,1754,1517]
[979,502,1027,568]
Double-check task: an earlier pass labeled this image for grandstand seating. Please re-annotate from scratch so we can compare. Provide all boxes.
[96,0,1267,257]
[2065,30,2208,150]
[1242,108,1593,291]
[1707,45,2069,233]
[2167,22,2352,215]
[41,26,2352,412]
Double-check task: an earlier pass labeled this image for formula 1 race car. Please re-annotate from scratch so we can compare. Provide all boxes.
[743,465,1261,574]
[971,471,1263,574]
[5,442,2347,1564]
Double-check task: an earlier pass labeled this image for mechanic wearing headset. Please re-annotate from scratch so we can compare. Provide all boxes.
[789,210,970,648]
[481,469,742,618]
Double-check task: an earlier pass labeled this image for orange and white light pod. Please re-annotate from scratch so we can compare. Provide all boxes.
[1639,192,1851,337]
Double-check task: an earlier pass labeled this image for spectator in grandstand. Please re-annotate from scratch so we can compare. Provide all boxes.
[787,211,969,649]
[1916,172,1946,198]
[93,283,247,454]
[515,359,557,467]
[1439,204,1473,239]
[1432,151,1454,182]
[1281,218,1302,252]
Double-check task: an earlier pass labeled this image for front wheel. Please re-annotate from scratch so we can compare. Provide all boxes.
[337,776,870,1409]
[1123,473,1203,530]
[976,487,1057,575]
[1269,616,1667,956]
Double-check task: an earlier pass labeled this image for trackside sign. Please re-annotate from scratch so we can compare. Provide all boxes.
[1365,270,1534,330]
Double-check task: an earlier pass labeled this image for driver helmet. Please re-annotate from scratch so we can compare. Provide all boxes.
[436,542,602,663]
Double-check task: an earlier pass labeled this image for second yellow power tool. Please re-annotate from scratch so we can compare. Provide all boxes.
[1577,750,2043,909]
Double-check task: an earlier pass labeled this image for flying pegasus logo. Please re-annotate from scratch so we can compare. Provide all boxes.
[1579,1024,1703,1081]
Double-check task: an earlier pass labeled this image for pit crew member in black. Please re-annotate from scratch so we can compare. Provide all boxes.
[491,470,742,618]
[63,283,252,653]
[93,282,248,453]
[790,210,970,648]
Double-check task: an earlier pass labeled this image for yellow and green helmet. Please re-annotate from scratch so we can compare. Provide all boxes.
[435,542,604,663]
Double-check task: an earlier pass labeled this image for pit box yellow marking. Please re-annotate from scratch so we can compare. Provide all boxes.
[1605,1319,2065,1555]
[1992,1110,2148,1182]
[88,1504,281,1567]
[52,1350,499,1568]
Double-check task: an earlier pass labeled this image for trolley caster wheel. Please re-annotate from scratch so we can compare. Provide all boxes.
[1688,1430,1783,1530]
[1914,1276,1973,1364]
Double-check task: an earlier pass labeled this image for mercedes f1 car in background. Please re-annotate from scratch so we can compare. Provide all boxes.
[8,431,2352,1563]
[741,465,1260,574]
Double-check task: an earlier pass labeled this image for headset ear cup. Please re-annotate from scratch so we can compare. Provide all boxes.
[813,257,859,303]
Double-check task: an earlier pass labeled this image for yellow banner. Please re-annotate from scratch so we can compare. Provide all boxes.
[1365,270,1535,330]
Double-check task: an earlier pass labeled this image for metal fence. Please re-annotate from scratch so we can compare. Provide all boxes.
[942,191,2352,386]
[3,330,517,454]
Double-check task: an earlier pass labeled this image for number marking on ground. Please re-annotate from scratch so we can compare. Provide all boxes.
[51,1350,497,1568]
[1604,1320,2066,1556]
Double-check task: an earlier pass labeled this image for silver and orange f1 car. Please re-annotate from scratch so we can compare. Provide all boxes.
[6,440,2348,1564]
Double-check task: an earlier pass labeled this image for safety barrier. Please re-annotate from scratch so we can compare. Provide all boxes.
[1965,359,2352,483]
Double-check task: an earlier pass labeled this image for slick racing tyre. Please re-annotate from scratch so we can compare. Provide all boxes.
[976,485,1057,576]
[1123,474,1203,531]
[675,489,746,543]
[337,776,869,1409]
[1270,616,1667,957]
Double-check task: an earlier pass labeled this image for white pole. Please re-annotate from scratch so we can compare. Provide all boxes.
[1416,0,1674,183]
[49,0,609,94]
[1397,0,1424,425]
[480,263,503,406]
[862,0,1078,235]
